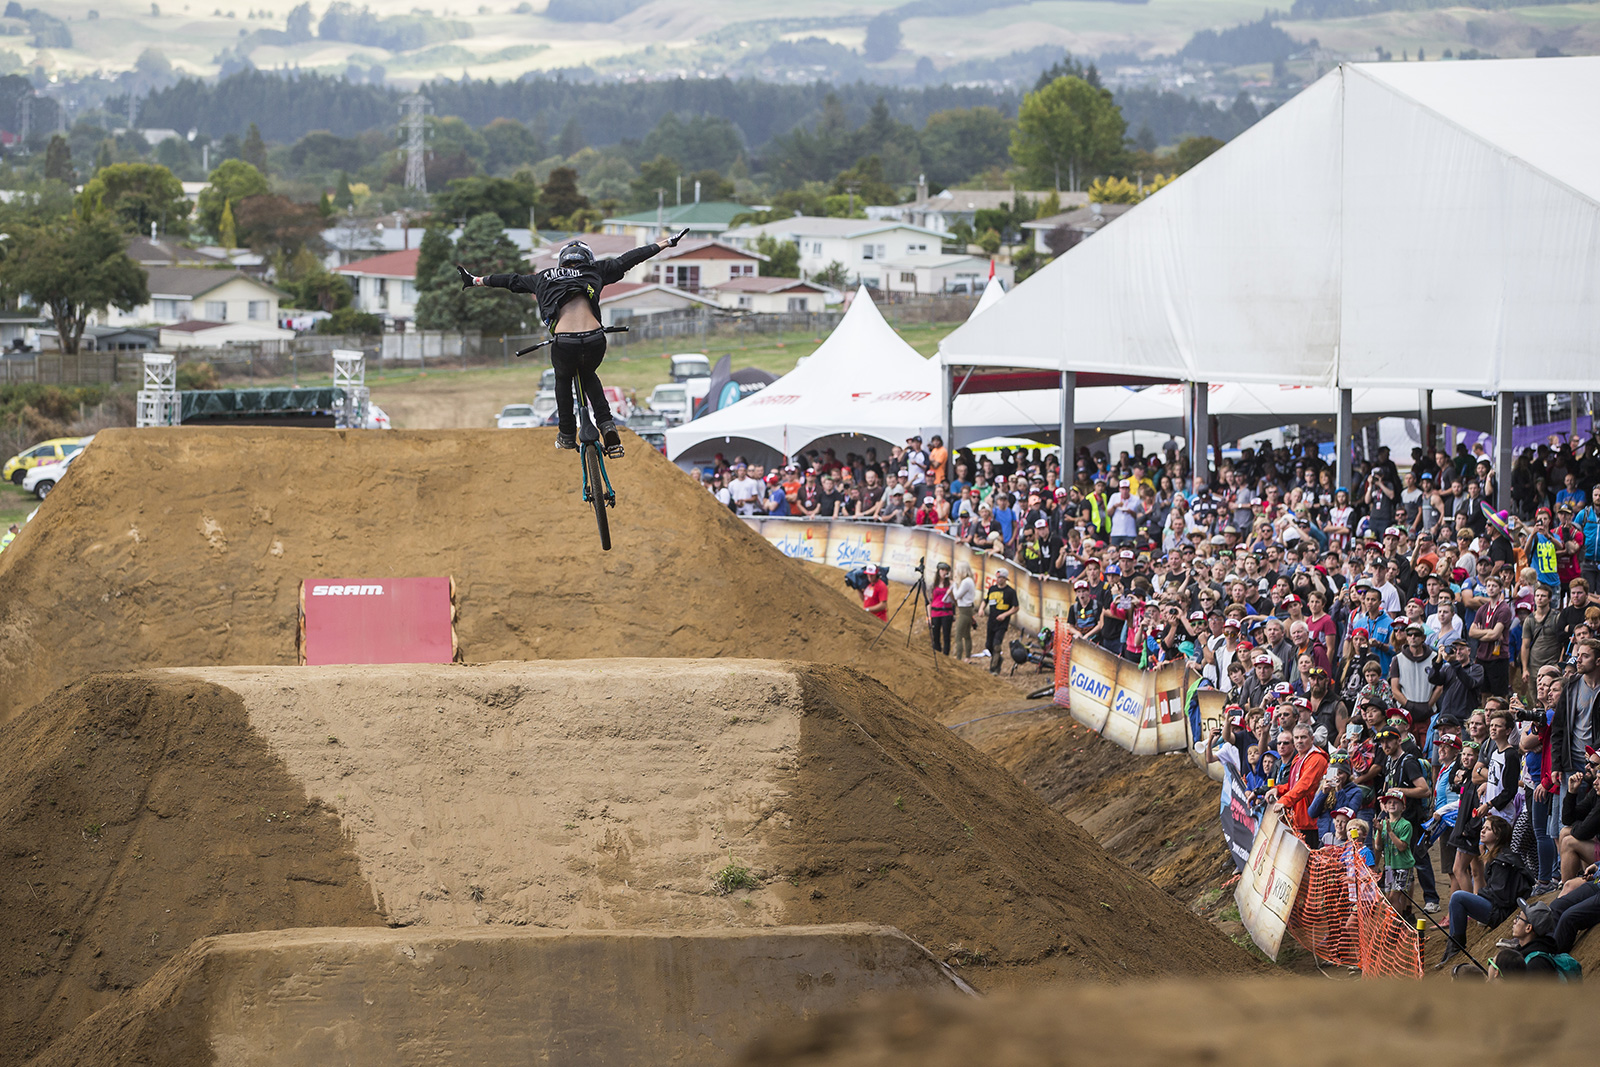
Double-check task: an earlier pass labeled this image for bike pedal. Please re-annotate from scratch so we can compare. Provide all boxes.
[604,445,625,459]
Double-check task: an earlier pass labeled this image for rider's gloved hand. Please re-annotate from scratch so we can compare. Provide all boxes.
[666,227,690,247]
[455,263,476,290]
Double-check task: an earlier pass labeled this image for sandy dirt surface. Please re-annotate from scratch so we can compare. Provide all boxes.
[731,976,1598,1066]
[158,660,1257,987]
[0,675,383,1067]
[0,427,1010,725]
[29,925,967,1067]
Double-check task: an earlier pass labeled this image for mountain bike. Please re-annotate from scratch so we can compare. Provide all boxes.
[516,325,628,551]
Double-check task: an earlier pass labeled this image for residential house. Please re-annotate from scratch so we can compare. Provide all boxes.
[159,320,296,348]
[102,267,287,329]
[597,282,719,326]
[705,276,828,314]
[625,239,762,292]
[600,201,750,244]
[126,236,229,268]
[38,325,158,353]
[720,217,950,289]
[0,309,47,352]
[1021,202,1135,256]
[320,212,544,270]
[336,248,421,325]
[868,179,1080,235]
[878,255,1012,297]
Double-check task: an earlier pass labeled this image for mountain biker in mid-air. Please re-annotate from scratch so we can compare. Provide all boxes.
[457,226,689,454]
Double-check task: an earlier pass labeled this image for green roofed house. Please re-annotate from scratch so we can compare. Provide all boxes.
[599,201,750,244]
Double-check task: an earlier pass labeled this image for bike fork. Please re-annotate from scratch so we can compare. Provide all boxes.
[580,445,617,508]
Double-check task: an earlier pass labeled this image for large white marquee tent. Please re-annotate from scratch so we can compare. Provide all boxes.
[938,57,1600,501]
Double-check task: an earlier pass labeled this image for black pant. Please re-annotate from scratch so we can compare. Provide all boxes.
[551,329,611,436]
[1480,657,1510,698]
[930,614,952,654]
[1552,880,1600,953]
[986,617,1009,673]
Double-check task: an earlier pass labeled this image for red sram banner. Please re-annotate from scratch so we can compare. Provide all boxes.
[298,577,458,666]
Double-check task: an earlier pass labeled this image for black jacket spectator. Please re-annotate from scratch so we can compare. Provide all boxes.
[1428,656,1483,725]
[1562,778,1600,841]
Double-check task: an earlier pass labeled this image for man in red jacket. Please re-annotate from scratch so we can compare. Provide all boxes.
[861,564,889,622]
[1268,722,1330,850]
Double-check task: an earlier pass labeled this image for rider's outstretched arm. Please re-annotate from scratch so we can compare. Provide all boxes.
[597,227,691,284]
[463,264,537,293]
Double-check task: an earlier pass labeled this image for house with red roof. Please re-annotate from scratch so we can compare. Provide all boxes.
[626,239,763,293]
[336,248,421,326]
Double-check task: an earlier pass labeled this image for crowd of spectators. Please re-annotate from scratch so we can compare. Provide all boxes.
[696,428,1600,975]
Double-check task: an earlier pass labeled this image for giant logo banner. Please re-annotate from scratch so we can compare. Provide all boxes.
[1051,626,1193,755]
[1235,807,1311,961]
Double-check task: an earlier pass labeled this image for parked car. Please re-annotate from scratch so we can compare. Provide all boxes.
[3,436,89,485]
[626,412,670,454]
[496,403,542,429]
[23,447,85,500]
[669,353,711,382]
[647,383,692,424]
[540,368,557,392]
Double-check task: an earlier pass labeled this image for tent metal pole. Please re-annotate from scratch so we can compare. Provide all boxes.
[1496,392,1513,512]
[1419,389,1433,458]
[1059,371,1076,478]
[1192,382,1210,487]
[941,363,955,457]
[1336,388,1353,491]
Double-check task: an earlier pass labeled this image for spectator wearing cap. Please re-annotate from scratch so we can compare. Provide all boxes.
[1424,591,1463,651]
[1239,651,1278,708]
[913,493,940,527]
[1380,724,1442,911]
[1554,503,1584,594]
[1485,899,1566,978]
[1389,623,1439,738]
[983,567,1020,674]
[1108,478,1142,548]
[860,564,889,622]
[1017,518,1055,576]
[1428,637,1483,727]
[1268,723,1330,851]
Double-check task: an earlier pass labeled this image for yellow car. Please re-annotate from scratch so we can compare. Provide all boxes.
[3,437,89,485]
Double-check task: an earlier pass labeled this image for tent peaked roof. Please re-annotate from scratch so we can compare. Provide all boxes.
[940,58,1600,394]
[663,286,941,461]
[970,274,1005,318]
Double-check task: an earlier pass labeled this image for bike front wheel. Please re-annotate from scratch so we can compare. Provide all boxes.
[584,445,612,551]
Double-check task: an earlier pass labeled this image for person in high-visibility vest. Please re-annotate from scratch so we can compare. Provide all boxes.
[0,523,18,552]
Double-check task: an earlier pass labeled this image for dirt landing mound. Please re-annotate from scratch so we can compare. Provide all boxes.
[732,977,1593,1066]
[0,427,1007,724]
[31,925,966,1067]
[0,675,383,1067]
[159,659,1255,987]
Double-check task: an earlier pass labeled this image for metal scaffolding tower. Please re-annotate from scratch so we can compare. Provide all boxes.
[400,93,429,195]
[136,354,180,428]
[333,349,370,429]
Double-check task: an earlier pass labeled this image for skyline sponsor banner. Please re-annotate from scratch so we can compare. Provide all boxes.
[826,523,883,571]
[743,516,1061,633]
[763,519,831,563]
[1235,807,1311,961]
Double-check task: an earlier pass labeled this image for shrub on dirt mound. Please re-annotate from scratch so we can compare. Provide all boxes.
[0,675,382,1067]
[732,976,1593,1066]
[0,427,1007,725]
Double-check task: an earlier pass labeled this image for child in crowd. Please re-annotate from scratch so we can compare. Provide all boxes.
[1378,788,1417,921]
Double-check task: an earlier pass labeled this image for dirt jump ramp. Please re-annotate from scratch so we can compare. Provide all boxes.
[30,925,966,1067]
[1,659,1255,1064]
[0,427,1009,725]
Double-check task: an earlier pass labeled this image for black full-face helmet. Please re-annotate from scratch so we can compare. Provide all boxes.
[559,240,594,269]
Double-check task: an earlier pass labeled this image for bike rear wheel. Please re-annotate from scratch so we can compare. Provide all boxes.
[585,445,611,551]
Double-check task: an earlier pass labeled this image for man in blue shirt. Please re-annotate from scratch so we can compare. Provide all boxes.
[1349,583,1395,674]
[1555,472,1585,513]
[1575,483,1600,592]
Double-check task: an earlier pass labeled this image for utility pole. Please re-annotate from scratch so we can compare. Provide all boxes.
[400,93,429,196]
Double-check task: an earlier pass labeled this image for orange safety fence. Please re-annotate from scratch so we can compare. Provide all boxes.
[1052,617,1070,698]
[1286,843,1423,979]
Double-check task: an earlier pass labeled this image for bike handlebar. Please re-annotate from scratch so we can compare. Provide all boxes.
[514,324,631,357]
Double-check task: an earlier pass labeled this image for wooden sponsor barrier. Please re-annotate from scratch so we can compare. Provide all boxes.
[1050,626,1194,755]
[1235,807,1311,961]
[298,577,459,666]
[743,516,1059,633]
[1194,689,1230,783]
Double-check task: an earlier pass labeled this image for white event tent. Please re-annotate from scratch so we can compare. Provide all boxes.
[955,383,1494,446]
[665,286,943,463]
[938,57,1600,503]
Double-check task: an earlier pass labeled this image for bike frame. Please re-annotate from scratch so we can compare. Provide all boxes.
[575,376,616,510]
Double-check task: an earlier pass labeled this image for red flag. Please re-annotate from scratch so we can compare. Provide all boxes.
[988,258,995,279]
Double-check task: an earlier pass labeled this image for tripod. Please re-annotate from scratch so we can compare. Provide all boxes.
[869,556,932,655]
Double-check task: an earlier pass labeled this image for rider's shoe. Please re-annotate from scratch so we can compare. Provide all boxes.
[598,420,624,458]
[554,430,577,450]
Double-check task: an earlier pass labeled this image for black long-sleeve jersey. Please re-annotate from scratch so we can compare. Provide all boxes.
[483,242,665,329]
